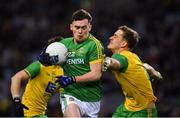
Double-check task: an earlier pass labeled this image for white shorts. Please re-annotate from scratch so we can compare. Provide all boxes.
[60,94,100,117]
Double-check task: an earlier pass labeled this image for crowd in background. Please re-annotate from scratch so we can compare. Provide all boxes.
[0,0,180,116]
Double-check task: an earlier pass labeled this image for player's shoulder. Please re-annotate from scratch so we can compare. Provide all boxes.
[88,33,103,46]
[29,61,41,67]
[88,34,99,42]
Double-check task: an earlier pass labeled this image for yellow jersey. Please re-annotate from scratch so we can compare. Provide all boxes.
[22,61,63,116]
[112,50,157,111]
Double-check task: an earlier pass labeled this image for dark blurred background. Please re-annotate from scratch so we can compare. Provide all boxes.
[0,0,180,117]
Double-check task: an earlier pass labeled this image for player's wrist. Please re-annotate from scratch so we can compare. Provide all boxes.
[72,76,76,83]
[13,97,21,103]
[12,94,20,100]
[156,71,163,80]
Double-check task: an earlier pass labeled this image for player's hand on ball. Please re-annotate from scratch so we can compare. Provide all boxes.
[37,49,52,66]
[38,42,68,65]
[13,97,29,117]
[55,76,76,88]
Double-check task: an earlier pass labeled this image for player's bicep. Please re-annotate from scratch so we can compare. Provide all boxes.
[111,54,128,72]
[12,70,30,81]
[89,61,102,80]
[90,61,102,73]
[25,61,41,78]
[89,42,104,61]
[109,58,121,70]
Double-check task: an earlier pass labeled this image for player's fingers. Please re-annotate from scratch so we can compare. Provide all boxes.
[22,104,29,110]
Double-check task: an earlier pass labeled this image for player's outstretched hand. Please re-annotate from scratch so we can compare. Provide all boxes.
[13,97,29,117]
[102,57,112,72]
[143,63,163,81]
[55,76,76,88]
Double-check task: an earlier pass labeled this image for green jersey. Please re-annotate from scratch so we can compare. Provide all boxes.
[60,33,104,102]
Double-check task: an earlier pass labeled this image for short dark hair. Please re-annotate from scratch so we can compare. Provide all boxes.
[119,25,140,50]
[47,35,63,45]
[72,9,92,22]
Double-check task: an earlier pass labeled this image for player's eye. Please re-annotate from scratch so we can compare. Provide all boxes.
[75,26,80,29]
[74,26,87,30]
[81,26,87,30]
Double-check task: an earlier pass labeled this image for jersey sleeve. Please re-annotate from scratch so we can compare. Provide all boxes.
[89,41,104,64]
[24,61,41,79]
[112,54,128,72]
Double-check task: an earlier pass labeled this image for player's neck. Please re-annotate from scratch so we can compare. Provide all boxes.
[113,48,127,54]
[74,38,87,44]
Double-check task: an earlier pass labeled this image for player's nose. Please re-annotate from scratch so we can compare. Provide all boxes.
[109,36,113,40]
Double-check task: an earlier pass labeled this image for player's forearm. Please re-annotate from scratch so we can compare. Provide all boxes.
[11,75,22,98]
[151,71,163,80]
[143,63,163,80]
[75,62,102,82]
[11,70,29,98]
[75,71,102,83]
[109,58,121,70]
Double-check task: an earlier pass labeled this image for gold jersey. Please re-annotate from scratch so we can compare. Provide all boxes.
[22,61,63,116]
[112,51,157,111]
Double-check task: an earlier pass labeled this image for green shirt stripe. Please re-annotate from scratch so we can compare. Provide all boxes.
[89,34,102,59]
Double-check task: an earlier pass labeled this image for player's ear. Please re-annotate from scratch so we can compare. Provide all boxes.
[70,24,73,31]
[88,24,92,32]
[121,40,128,48]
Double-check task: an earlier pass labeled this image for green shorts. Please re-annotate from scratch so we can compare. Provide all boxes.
[35,114,47,118]
[112,103,157,118]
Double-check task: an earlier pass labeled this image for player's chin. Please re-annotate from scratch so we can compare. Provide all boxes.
[107,44,112,49]
[76,36,85,41]
[76,39,85,43]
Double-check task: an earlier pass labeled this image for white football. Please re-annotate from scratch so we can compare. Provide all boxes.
[45,42,68,65]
